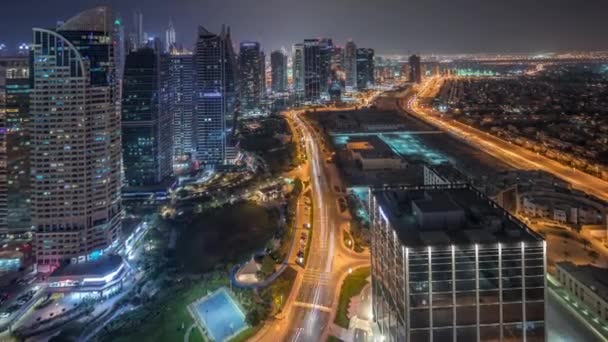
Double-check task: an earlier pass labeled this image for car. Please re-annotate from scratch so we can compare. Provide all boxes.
[0,312,9,318]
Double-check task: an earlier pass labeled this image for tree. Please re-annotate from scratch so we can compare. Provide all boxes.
[260,254,275,278]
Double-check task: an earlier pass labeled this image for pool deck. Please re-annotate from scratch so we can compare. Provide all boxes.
[187,287,249,342]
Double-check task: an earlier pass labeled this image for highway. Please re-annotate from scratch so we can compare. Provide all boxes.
[402,77,608,201]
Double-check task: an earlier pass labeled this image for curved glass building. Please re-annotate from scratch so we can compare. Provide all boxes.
[31,7,122,268]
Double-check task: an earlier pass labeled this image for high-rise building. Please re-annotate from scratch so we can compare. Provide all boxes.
[319,38,333,93]
[165,19,176,52]
[113,17,126,80]
[31,7,122,267]
[356,48,374,89]
[331,45,344,71]
[122,48,172,187]
[0,63,8,234]
[0,56,31,235]
[344,41,357,88]
[292,43,304,92]
[193,26,238,166]
[270,50,287,93]
[409,54,422,84]
[303,39,321,101]
[370,184,546,342]
[259,50,266,98]
[238,41,263,110]
[132,9,144,49]
[168,48,194,164]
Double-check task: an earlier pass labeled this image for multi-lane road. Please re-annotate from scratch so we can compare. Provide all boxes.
[403,77,608,201]
[252,108,369,342]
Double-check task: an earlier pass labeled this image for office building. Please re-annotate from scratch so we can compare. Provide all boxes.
[168,48,194,164]
[165,19,176,52]
[193,25,238,166]
[239,41,263,110]
[370,184,546,342]
[303,39,321,101]
[122,48,172,187]
[292,43,304,92]
[0,56,31,235]
[132,9,144,49]
[319,38,333,93]
[31,7,122,268]
[356,48,374,89]
[344,41,357,88]
[409,54,422,84]
[271,50,287,92]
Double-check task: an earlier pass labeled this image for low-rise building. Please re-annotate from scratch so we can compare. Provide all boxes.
[556,262,608,322]
[345,136,407,171]
[47,254,127,296]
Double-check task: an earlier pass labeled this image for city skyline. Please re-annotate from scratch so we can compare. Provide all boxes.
[1,0,608,55]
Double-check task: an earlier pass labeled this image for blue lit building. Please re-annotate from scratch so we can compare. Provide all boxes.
[121,48,173,187]
[356,48,375,90]
[193,25,239,166]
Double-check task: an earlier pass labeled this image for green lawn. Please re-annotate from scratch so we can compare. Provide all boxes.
[334,267,371,328]
[100,275,255,342]
[173,201,279,273]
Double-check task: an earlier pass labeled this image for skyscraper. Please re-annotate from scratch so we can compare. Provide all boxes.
[356,48,375,89]
[168,48,194,164]
[165,18,176,52]
[409,54,422,84]
[31,7,122,267]
[271,50,287,92]
[303,39,321,101]
[344,40,357,88]
[370,184,546,341]
[113,17,126,80]
[319,38,333,93]
[0,63,8,234]
[193,26,238,166]
[238,41,263,110]
[292,43,304,93]
[132,9,144,49]
[0,56,31,235]
[122,48,173,187]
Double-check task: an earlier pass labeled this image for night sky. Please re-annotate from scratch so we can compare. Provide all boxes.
[1,0,607,55]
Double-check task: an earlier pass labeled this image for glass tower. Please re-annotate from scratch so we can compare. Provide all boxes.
[121,48,173,187]
[193,25,238,166]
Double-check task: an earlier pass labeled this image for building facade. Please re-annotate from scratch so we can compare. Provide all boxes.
[292,43,304,93]
[31,7,122,267]
[193,25,239,166]
[239,42,263,110]
[344,41,357,89]
[270,50,287,93]
[165,19,176,52]
[303,39,321,101]
[0,56,31,235]
[370,184,546,342]
[409,54,422,84]
[121,48,173,187]
[356,48,375,90]
[168,48,194,164]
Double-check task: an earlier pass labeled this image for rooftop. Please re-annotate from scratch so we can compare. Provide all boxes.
[372,184,543,247]
[50,254,124,278]
[346,135,398,159]
[557,262,608,301]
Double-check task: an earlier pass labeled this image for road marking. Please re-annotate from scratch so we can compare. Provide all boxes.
[293,301,332,313]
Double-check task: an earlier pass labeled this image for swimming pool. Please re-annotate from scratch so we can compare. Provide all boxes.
[190,287,248,342]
